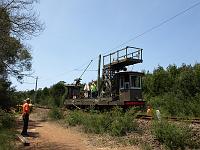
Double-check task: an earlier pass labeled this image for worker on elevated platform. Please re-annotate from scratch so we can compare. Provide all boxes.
[84,83,90,98]
[91,81,97,98]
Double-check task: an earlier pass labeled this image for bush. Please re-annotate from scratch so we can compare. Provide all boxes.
[48,107,64,120]
[152,120,198,150]
[0,109,16,149]
[143,64,200,118]
[66,107,138,136]
[83,112,110,134]
[109,108,138,136]
[0,129,16,150]
[0,109,15,129]
[66,110,85,126]
[148,92,200,117]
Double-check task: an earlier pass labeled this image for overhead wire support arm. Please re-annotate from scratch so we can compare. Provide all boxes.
[74,60,93,85]
[79,59,93,79]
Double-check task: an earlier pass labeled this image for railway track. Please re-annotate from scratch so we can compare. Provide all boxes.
[136,114,200,124]
[33,106,200,124]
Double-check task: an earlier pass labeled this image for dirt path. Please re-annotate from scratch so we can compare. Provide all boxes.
[17,108,93,150]
[27,121,91,150]
[16,108,139,150]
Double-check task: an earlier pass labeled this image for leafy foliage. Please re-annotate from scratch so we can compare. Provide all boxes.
[0,129,16,150]
[66,107,138,136]
[48,107,64,120]
[0,0,43,81]
[0,109,16,149]
[0,0,43,108]
[0,0,44,39]
[50,81,66,107]
[152,120,199,150]
[0,109,15,129]
[16,63,200,118]
[15,81,68,108]
[143,63,200,117]
[67,109,85,126]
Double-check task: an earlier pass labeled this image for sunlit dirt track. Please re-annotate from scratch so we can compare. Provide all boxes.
[16,108,139,150]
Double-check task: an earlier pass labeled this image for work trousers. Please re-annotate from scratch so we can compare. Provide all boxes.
[22,113,29,135]
[91,91,97,98]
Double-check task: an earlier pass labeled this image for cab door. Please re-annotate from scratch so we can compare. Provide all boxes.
[119,75,130,102]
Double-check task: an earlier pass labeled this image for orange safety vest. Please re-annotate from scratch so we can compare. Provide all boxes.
[147,108,153,116]
[22,103,30,114]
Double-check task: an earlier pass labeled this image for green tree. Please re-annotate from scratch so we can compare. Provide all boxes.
[193,63,200,93]
[43,87,50,97]
[0,0,44,80]
[0,0,44,108]
[175,64,196,97]
[0,79,11,107]
[50,82,66,107]
[143,64,200,117]
[151,66,171,96]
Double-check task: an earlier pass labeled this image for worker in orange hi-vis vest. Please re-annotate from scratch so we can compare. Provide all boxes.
[21,98,30,136]
[147,105,153,116]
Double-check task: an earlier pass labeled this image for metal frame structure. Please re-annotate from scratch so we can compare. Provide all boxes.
[101,46,143,98]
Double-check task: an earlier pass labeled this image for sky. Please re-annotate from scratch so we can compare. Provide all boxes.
[11,0,200,91]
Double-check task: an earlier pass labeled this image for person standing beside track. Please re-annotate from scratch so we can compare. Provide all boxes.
[146,105,153,116]
[21,98,31,136]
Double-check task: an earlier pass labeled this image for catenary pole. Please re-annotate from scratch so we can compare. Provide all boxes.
[33,76,38,104]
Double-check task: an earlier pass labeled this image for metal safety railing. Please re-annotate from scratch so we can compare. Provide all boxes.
[103,46,143,67]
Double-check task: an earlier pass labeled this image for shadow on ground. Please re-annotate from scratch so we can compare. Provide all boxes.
[16,119,43,139]
[16,119,44,130]
[17,141,76,150]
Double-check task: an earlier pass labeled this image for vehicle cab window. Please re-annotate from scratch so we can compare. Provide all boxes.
[130,75,141,89]
[120,77,124,89]
[120,74,130,90]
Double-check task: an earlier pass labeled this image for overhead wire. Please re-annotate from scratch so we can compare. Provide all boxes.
[101,0,200,56]
[74,69,98,72]
[87,0,200,73]
[23,82,35,84]
[24,0,200,84]
[38,59,94,81]
[79,0,200,71]
[22,60,95,85]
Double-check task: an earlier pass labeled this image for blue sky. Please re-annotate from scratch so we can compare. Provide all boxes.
[12,0,200,91]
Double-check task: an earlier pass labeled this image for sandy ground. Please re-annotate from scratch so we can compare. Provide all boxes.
[16,108,140,150]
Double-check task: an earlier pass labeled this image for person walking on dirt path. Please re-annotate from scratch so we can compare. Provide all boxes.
[21,98,31,136]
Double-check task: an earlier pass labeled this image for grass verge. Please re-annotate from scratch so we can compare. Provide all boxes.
[0,109,17,150]
[152,120,200,150]
[66,107,138,136]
